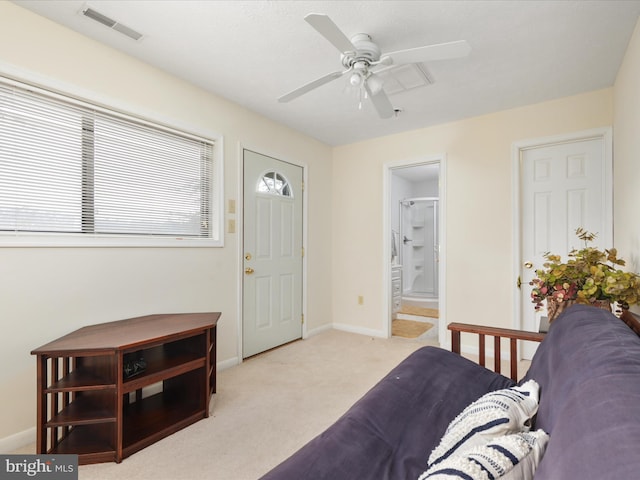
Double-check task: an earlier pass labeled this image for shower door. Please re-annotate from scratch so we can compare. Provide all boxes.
[400,198,439,298]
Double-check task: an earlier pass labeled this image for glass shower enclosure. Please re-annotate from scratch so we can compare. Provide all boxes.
[399,197,439,299]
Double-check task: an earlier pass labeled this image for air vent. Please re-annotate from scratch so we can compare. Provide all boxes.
[82,7,116,27]
[81,6,143,41]
[379,64,434,96]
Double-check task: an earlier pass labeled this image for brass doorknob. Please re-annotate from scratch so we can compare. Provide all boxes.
[244,267,254,275]
[524,261,533,269]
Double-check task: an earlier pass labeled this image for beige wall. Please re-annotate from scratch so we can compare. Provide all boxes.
[614,17,640,307]
[0,3,333,444]
[332,89,613,337]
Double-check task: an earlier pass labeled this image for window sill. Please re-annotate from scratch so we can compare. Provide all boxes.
[0,233,223,248]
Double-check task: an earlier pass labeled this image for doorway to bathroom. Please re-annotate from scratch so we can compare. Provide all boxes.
[389,160,443,344]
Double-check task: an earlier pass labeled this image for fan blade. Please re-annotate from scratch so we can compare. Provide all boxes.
[385,40,471,66]
[365,83,394,119]
[304,13,355,53]
[278,71,345,103]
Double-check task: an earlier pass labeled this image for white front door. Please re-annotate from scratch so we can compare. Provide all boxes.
[519,132,612,358]
[243,150,303,358]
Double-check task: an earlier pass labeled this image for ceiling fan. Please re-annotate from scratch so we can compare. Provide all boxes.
[278,13,471,119]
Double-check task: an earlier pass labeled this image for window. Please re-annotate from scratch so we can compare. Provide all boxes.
[257,171,292,197]
[0,77,221,246]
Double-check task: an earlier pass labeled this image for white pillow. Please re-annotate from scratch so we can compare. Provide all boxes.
[427,380,540,467]
[418,429,549,480]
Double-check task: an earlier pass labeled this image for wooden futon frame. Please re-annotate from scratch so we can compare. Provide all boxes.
[448,309,640,381]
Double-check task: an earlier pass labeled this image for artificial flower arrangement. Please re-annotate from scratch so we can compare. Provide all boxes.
[530,228,640,320]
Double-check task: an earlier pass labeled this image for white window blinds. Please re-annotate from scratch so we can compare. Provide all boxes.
[0,78,218,243]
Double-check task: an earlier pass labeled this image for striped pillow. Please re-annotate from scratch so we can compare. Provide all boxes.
[419,429,549,480]
[427,380,540,467]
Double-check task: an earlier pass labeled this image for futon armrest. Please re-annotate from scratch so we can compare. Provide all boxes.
[448,322,545,381]
[620,309,640,336]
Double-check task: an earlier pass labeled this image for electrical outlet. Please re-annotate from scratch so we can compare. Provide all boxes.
[228,219,235,233]
[358,295,364,305]
[228,199,236,214]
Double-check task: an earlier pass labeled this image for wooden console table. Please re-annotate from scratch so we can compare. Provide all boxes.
[31,312,220,464]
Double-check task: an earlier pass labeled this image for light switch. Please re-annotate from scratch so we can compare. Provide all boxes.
[228,199,236,214]
[228,219,235,233]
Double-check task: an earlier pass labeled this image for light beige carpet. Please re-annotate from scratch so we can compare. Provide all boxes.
[392,319,434,338]
[399,305,439,318]
[13,329,438,480]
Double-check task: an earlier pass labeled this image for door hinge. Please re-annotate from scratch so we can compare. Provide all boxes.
[301,247,305,258]
[301,314,304,324]
[301,181,305,192]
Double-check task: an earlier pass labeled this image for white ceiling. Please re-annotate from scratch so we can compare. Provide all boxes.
[12,0,640,146]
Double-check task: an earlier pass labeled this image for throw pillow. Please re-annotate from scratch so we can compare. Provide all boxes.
[418,429,549,480]
[427,380,540,467]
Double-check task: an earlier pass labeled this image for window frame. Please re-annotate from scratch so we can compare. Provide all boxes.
[0,74,224,248]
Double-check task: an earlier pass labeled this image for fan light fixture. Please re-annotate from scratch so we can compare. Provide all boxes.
[367,74,384,95]
[277,13,471,120]
[349,72,364,87]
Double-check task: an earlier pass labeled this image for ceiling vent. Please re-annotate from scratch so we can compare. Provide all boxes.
[81,6,144,41]
[378,64,434,96]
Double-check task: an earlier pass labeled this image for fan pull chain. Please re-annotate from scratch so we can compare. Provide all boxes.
[358,86,369,111]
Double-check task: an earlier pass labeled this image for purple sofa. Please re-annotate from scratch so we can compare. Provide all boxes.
[260,305,640,479]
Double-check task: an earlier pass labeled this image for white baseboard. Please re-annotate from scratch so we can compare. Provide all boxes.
[305,323,332,338]
[0,427,35,454]
[216,356,239,371]
[331,322,386,338]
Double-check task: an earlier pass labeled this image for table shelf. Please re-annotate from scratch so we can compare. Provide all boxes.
[32,312,220,464]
